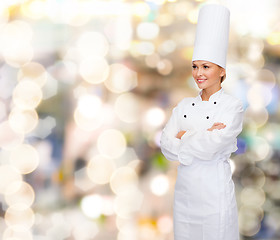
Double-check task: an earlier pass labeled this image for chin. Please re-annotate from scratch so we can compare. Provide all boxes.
[196,84,206,89]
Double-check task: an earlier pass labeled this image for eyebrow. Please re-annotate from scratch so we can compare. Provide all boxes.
[192,62,210,66]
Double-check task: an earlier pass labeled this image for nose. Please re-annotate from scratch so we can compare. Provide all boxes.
[197,67,203,76]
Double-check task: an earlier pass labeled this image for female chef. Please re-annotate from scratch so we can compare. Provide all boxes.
[160,4,244,240]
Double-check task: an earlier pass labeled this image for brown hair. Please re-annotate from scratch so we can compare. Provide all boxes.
[221,74,226,83]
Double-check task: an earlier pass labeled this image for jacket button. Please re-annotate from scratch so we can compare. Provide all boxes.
[214,101,217,104]
[206,116,209,119]
[192,103,195,106]
[184,115,187,118]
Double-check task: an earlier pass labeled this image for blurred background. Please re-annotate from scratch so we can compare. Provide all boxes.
[0,0,279,239]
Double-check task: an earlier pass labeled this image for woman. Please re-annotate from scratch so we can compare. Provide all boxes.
[160,4,243,240]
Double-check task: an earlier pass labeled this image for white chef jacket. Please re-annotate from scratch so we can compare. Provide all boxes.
[160,88,243,240]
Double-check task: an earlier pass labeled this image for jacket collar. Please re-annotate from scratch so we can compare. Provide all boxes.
[197,88,224,103]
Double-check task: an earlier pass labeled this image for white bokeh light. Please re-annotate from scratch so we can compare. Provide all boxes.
[0,165,23,195]
[77,94,102,119]
[137,22,160,40]
[77,31,109,58]
[74,94,104,131]
[79,56,109,84]
[18,62,48,87]
[144,107,165,128]
[110,167,138,195]
[87,155,116,185]
[80,194,113,219]
[150,174,170,196]
[97,129,127,159]
[114,93,140,123]
[9,144,39,174]
[105,64,138,93]
[8,108,38,134]
[13,80,43,110]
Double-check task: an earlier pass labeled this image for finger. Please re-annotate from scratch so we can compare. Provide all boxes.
[212,123,223,128]
[212,125,226,130]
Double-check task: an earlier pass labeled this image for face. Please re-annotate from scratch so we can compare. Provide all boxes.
[192,60,225,92]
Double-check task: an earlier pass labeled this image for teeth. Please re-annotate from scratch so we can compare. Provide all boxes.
[198,79,206,83]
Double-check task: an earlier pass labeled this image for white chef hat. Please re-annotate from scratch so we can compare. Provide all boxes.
[192,4,230,69]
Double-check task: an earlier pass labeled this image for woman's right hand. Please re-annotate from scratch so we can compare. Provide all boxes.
[207,122,226,131]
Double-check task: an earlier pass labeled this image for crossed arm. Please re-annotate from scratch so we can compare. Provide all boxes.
[176,122,226,139]
[160,98,243,162]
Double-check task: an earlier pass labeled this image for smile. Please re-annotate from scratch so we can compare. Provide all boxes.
[197,79,207,83]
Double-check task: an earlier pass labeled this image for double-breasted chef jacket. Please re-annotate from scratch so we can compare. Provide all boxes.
[160,88,244,240]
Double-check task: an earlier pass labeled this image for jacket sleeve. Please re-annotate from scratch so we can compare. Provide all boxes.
[179,99,244,161]
[160,106,181,161]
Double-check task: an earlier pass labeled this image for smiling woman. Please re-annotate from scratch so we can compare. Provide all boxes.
[160,4,244,240]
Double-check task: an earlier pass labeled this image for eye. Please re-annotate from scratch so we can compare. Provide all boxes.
[192,65,197,69]
[203,65,209,69]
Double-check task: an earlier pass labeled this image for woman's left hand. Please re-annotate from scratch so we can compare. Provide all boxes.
[207,122,226,131]
[176,131,186,139]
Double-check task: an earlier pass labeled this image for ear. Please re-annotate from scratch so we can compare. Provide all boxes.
[219,68,226,77]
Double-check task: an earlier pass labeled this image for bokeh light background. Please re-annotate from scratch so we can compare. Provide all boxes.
[0,0,279,239]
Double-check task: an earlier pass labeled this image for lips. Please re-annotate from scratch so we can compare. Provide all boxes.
[197,79,207,83]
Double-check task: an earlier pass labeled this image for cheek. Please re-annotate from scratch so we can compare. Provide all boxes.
[207,70,220,80]
[192,70,196,78]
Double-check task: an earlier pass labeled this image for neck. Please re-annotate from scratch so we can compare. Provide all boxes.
[201,86,222,101]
